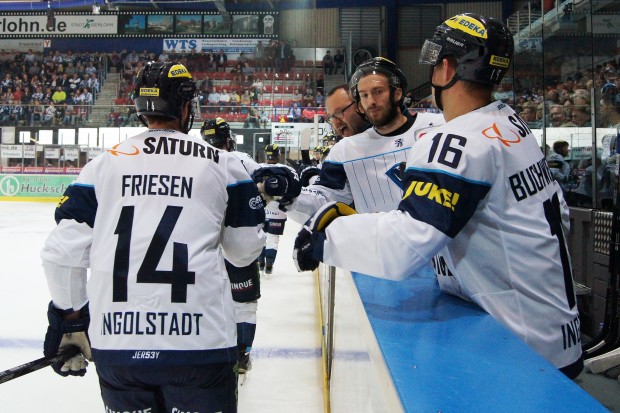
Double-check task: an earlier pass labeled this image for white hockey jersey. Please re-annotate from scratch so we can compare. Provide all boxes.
[321,102,582,370]
[41,128,265,366]
[286,112,444,222]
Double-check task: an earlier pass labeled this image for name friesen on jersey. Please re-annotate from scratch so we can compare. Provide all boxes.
[122,175,193,198]
[101,311,203,336]
[508,157,554,201]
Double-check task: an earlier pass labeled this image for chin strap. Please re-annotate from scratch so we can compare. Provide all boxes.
[432,74,460,111]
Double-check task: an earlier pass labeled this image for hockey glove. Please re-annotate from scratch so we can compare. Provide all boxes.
[293,201,357,272]
[43,301,92,377]
[252,166,302,204]
[299,166,320,187]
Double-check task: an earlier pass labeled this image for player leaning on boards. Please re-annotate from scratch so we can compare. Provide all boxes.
[256,57,444,223]
[41,61,265,412]
[293,14,583,378]
[200,117,261,376]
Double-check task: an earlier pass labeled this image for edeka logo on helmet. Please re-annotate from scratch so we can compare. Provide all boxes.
[169,64,190,78]
[445,15,488,38]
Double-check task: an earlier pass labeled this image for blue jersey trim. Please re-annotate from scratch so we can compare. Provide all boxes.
[227,179,254,188]
[92,347,238,366]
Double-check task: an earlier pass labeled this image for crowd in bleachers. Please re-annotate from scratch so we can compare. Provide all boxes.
[0,49,106,127]
[112,44,329,126]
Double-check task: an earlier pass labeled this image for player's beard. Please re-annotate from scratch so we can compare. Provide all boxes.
[367,102,400,128]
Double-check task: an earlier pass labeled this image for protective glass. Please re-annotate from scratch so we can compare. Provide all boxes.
[419,40,443,65]
[326,100,355,125]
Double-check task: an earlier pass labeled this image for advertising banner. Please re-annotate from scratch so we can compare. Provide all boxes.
[0,174,75,201]
[0,15,117,35]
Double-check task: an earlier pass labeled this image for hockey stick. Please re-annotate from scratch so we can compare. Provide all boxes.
[0,347,80,384]
[584,158,620,357]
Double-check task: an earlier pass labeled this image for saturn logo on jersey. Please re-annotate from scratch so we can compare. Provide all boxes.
[482,123,521,147]
[107,143,140,156]
[403,180,460,211]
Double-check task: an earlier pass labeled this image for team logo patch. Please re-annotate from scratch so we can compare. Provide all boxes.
[490,55,510,68]
[107,143,140,156]
[140,87,159,96]
[403,180,460,211]
[445,15,487,39]
[168,64,191,78]
[249,195,263,209]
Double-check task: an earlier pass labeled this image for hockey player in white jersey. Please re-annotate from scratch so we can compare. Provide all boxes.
[294,14,583,378]
[41,61,265,412]
[256,57,444,222]
[201,117,260,375]
[252,143,300,275]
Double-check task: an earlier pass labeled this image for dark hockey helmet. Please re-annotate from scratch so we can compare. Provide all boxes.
[349,57,408,104]
[134,61,198,130]
[419,13,514,86]
[264,143,280,162]
[201,117,235,151]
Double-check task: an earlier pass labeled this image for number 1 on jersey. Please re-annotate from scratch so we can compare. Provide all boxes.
[113,205,196,303]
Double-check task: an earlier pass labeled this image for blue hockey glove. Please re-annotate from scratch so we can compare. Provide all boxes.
[293,202,357,272]
[299,166,320,187]
[43,301,92,377]
[252,166,302,202]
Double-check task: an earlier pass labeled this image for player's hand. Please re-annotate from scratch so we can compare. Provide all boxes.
[299,166,320,187]
[252,166,301,202]
[43,302,92,377]
[293,202,357,272]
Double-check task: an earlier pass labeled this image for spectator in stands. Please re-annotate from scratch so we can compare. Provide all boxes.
[219,88,231,113]
[69,73,82,93]
[493,82,515,103]
[291,88,303,106]
[547,140,574,195]
[333,49,345,75]
[158,50,169,62]
[240,75,253,92]
[259,108,270,128]
[231,61,244,82]
[87,73,100,95]
[237,52,249,65]
[244,106,261,128]
[251,77,263,94]
[520,105,541,128]
[30,99,43,126]
[548,104,570,127]
[208,87,220,113]
[322,50,334,75]
[265,40,277,73]
[52,86,66,105]
[287,103,301,122]
[41,101,57,125]
[216,49,228,72]
[302,103,316,123]
[571,105,591,127]
[9,99,25,125]
[255,40,265,72]
[62,101,76,126]
[2,73,14,93]
[242,61,255,77]
[58,72,70,91]
[240,90,252,113]
[315,90,324,107]
[303,90,314,107]
[230,89,241,113]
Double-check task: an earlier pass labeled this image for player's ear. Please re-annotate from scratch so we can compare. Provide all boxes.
[393,87,403,102]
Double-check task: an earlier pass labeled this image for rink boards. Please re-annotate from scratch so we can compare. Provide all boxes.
[329,266,606,412]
